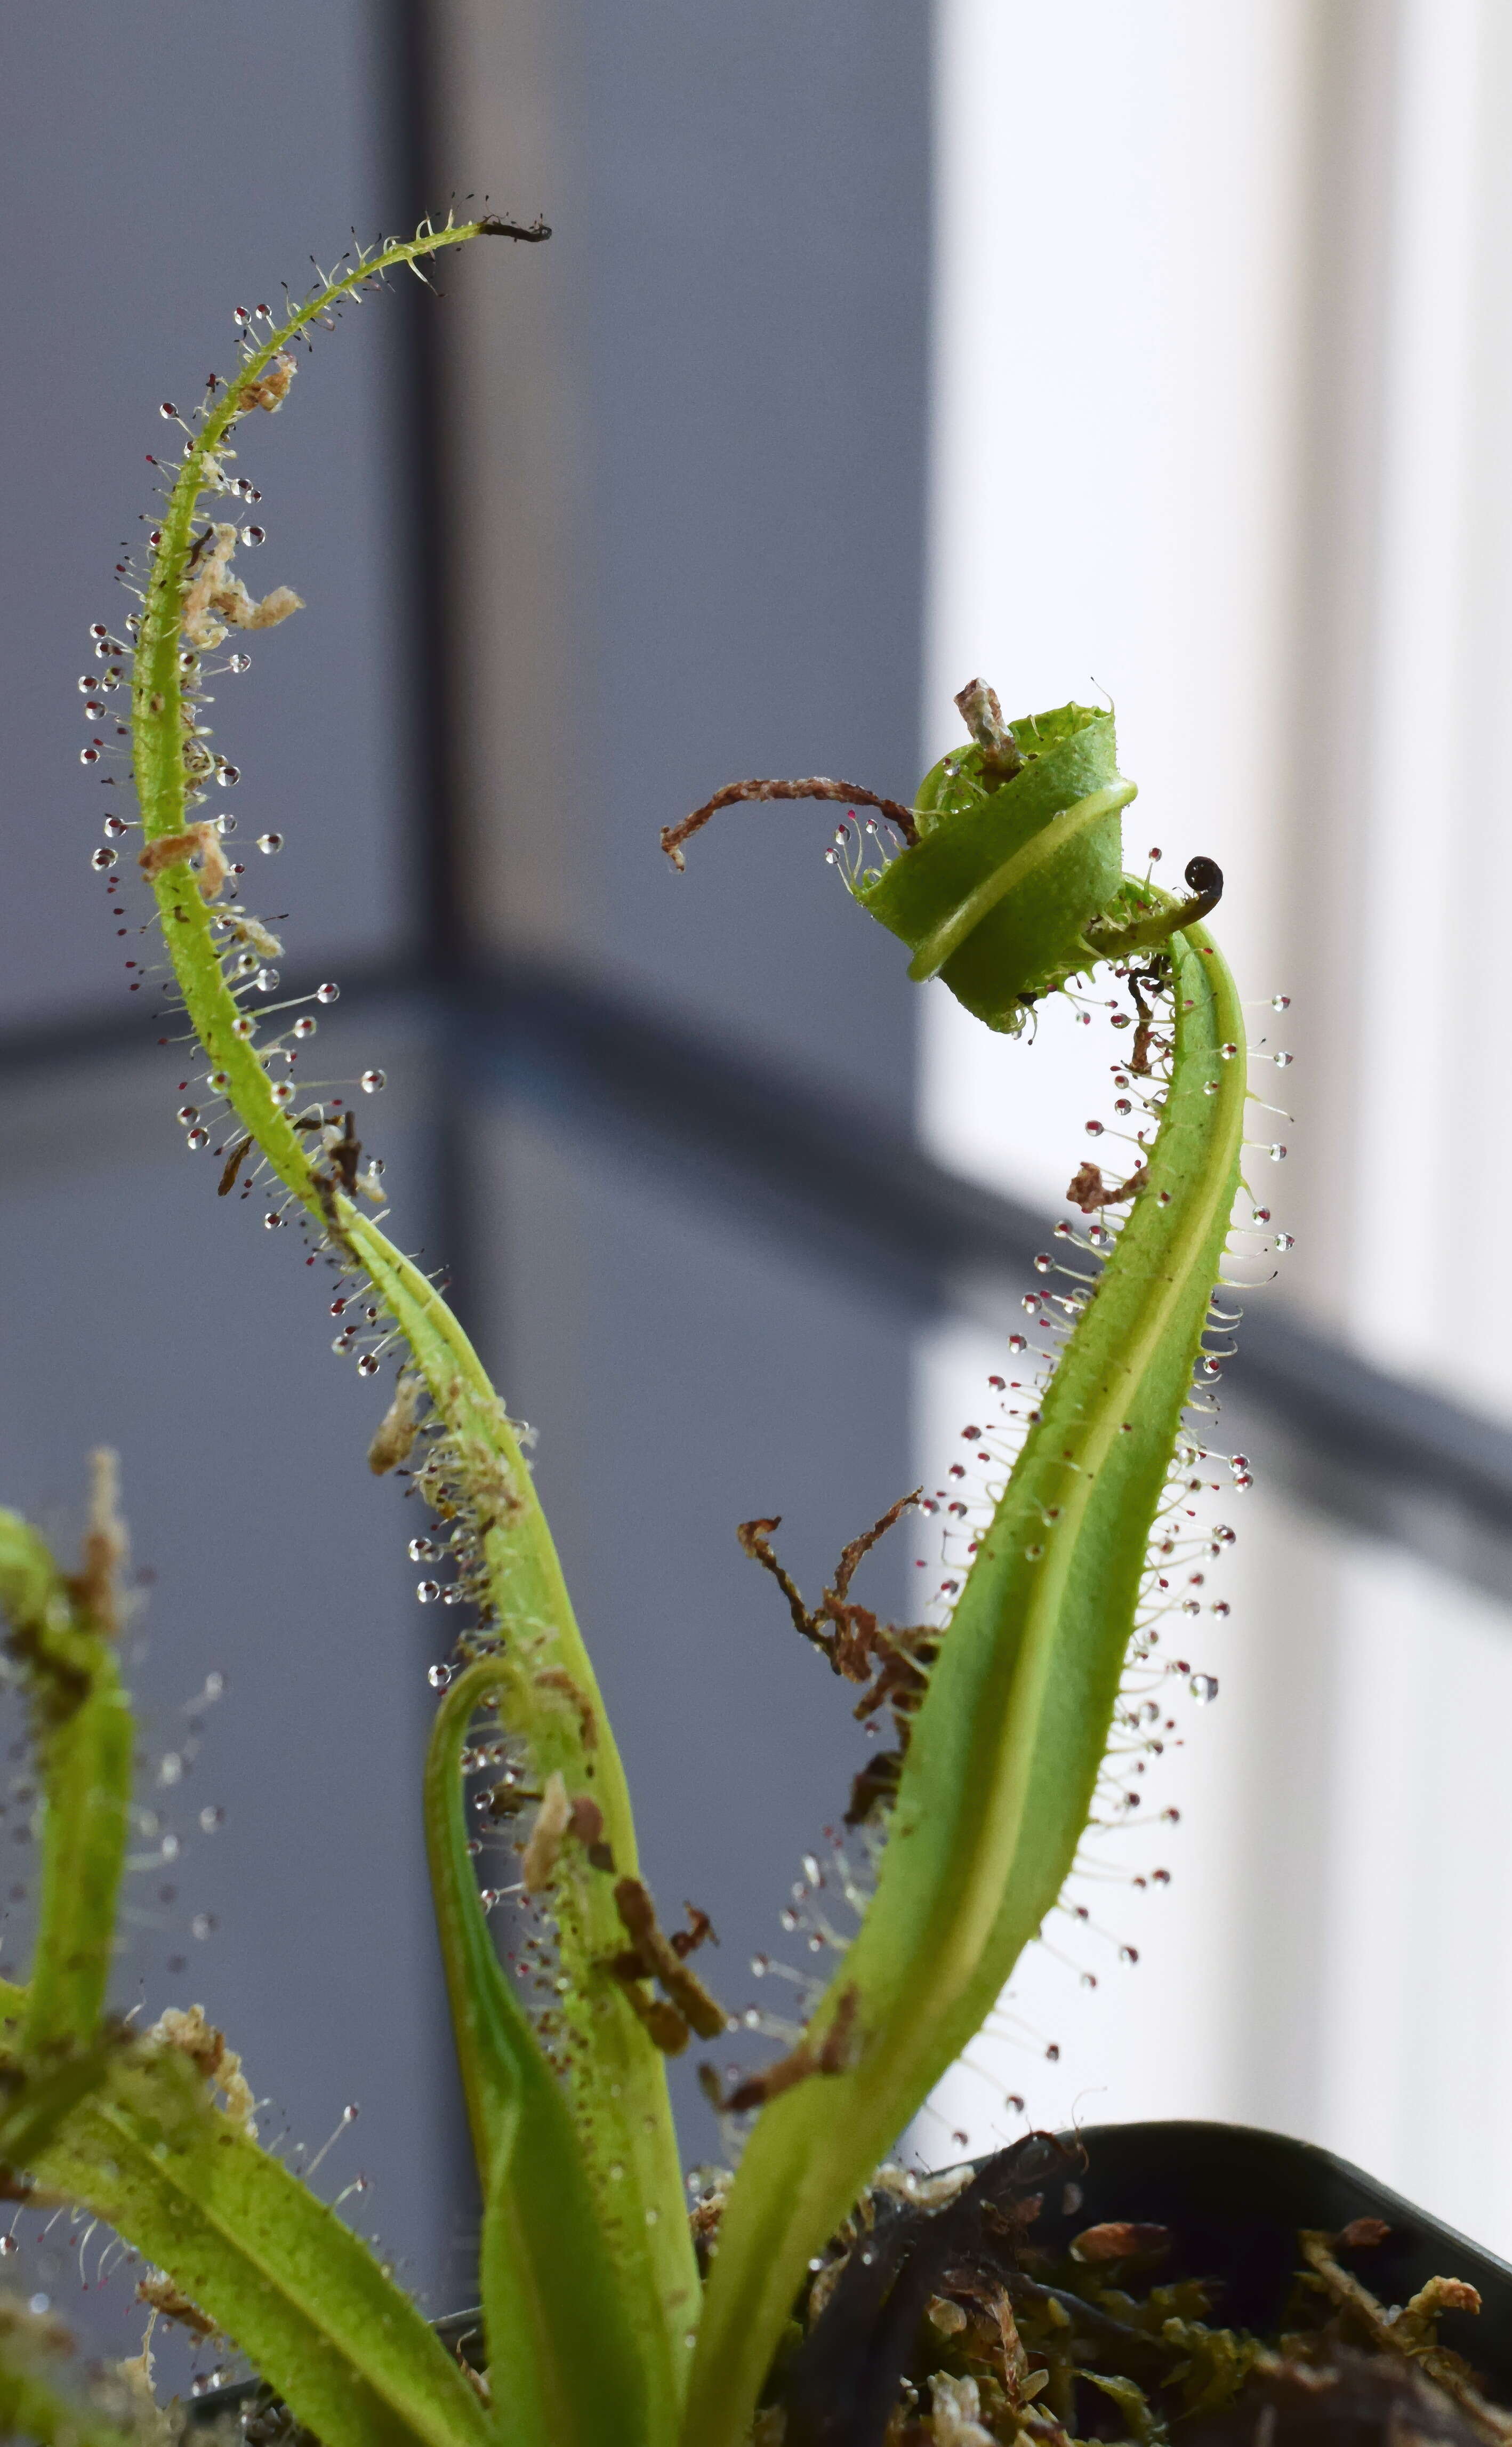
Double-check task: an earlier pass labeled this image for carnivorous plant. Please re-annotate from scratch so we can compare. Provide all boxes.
[0,216,1267,2447]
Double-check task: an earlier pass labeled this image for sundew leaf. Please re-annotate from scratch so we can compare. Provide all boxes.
[123,225,693,2430]
[21,2036,493,2447]
[425,1663,654,2447]
[0,1493,133,2050]
[683,908,1246,2447]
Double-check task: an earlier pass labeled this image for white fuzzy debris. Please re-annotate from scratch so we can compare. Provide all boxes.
[521,1770,572,1895]
[368,1370,428,1475]
[870,2160,975,2212]
[182,523,303,650]
[929,2373,995,2446]
[148,2002,258,2138]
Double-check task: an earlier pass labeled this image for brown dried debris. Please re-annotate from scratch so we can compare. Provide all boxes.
[607,1878,726,2043]
[701,1984,860,2115]
[1065,1160,1148,1215]
[217,1135,254,1198]
[1069,2219,1171,2264]
[954,678,1025,787]
[738,1495,939,1826]
[135,2271,216,2341]
[237,352,296,413]
[567,1792,615,1874]
[661,776,918,871]
[534,1667,597,1751]
[72,1447,127,1636]
[138,820,230,900]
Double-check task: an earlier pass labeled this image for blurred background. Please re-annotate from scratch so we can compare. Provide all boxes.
[3,0,1512,2373]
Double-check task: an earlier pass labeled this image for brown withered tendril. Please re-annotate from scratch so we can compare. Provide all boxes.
[660,778,918,872]
[737,1495,939,1825]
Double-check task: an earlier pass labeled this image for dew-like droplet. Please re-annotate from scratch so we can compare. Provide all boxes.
[186,1127,210,1150]
[356,1353,380,1378]
[103,814,127,839]
[1219,1042,1238,1060]
[263,1210,284,1230]
[1268,1143,1287,1161]
[240,525,266,547]
[1270,993,1290,1010]
[231,1015,255,1039]
[176,1105,199,1127]
[255,966,279,992]
[292,1014,317,1039]
[1084,1118,1104,1136]
[228,650,252,673]
[316,981,340,1004]
[270,1081,294,1108]
[216,763,240,788]
[0,2236,18,2258]
[81,746,100,766]
[258,831,283,854]
[416,1580,440,1604]
[1272,1050,1293,1068]
[159,402,179,419]
[1275,1231,1296,1251]
[208,1069,231,1092]
[91,846,117,871]
[408,1538,438,1561]
[199,1805,224,1832]
[360,1068,386,1094]
[1033,1253,1051,1275]
[192,1913,216,1940]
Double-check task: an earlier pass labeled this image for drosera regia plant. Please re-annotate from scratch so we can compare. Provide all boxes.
[0,214,1281,2447]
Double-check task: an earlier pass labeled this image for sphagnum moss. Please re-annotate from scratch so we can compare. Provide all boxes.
[0,229,1261,2447]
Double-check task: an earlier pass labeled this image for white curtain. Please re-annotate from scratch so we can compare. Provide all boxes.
[919,0,1512,2252]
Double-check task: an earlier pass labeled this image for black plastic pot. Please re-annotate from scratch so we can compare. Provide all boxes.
[181,2121,1512,2434]
[1030,2120,1512,2392]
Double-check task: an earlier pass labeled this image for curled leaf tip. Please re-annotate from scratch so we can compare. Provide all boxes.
[478,214,553,243]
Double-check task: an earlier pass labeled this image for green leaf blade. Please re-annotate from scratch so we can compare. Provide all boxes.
[424,1662,663,2447]
[0,1506,133,2051]
[683,920,1246,2447]
[29,2062,493,2447]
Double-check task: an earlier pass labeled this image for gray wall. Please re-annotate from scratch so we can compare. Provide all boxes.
[0,0,931,2375]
